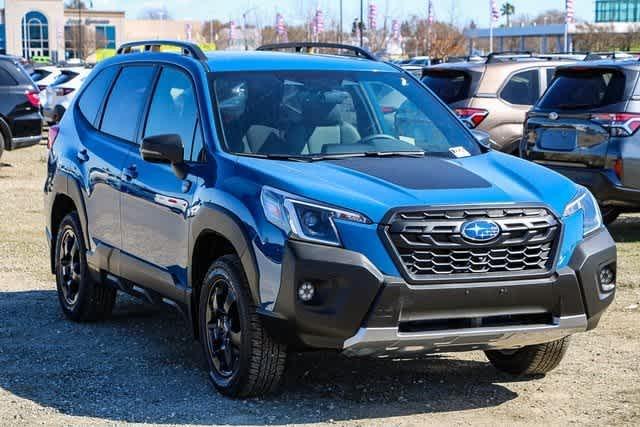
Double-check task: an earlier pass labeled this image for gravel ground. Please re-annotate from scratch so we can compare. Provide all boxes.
[0,145,639,426]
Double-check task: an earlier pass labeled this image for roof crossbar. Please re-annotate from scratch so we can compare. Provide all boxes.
[117,40,208,61]
[257,42,377,61]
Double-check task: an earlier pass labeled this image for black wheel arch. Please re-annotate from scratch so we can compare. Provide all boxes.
[189,203,261,338]
[48,172,91,274]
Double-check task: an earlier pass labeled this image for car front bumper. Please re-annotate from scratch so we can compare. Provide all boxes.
[262,228,616,357]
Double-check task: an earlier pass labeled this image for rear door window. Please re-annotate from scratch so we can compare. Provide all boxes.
[500,69,540,106]
[100,65,155,142]
[538,70,627,110]
[422,71,471,104]
[78,66,118,126]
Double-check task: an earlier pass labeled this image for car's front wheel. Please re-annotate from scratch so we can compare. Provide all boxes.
[484,337,570,376]
[54,212,116,321]
[199,255,287,397]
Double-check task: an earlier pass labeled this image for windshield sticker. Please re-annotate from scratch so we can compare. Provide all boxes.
[449,146,471,158]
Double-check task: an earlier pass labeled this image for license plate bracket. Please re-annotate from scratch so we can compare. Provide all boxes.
[538,128,577,151]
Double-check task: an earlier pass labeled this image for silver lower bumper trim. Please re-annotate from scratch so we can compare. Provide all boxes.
[11,135,42,148]
[342,314,588,357]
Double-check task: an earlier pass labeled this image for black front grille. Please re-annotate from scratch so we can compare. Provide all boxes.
[384,206,560,282]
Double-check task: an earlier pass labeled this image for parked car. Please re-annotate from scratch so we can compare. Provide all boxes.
[400,56,432,76]
[422,53,578,153]
[0,55,42,160]
[45,41,616,398]
[31,65,62,105]
[521,58,640,224]
[43,67,90,124]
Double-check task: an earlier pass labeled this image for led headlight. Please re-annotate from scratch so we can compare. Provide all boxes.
[260,186,371,246]
[563,186,603,237]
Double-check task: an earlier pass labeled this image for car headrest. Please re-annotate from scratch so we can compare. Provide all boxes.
[301,90,349,127]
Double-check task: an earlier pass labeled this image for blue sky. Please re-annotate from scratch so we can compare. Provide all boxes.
[3,0,596,27]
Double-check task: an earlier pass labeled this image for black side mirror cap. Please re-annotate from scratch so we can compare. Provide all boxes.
[140,134,184,164]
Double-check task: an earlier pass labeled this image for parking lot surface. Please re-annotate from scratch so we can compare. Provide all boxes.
[1,145,639,426]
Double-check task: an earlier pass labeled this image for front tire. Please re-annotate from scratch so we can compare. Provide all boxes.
[54,212,116,322]
[199,255,287,398]
[485,337,570,376]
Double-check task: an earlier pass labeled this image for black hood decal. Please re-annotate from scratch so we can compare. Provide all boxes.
[328,157,491,190]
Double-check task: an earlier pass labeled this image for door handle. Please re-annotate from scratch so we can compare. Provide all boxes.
[77,149,89,162]
[123,164,138,181]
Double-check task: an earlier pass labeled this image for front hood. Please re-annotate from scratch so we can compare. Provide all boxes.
[235,151,578,223]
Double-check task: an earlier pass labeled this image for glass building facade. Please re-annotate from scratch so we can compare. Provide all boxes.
[596,0,640,22]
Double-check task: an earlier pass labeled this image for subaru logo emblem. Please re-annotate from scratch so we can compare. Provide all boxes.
[549,112,559,120]
[461,220,501,243]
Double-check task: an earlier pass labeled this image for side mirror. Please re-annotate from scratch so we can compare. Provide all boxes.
[140,134,184,164]
[470,129,495,150]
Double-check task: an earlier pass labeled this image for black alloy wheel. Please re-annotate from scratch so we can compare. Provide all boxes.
[205,278,242,379]
[58,227,82,307]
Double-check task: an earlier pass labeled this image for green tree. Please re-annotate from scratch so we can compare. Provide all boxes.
[501,2,515,27]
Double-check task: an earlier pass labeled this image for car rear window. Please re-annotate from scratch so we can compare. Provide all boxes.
[422,70,472,104]
[538,69,627,110]
[31,69,52,82]
[51,71,79,86]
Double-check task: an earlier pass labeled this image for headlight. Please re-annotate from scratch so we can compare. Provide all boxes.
[563,186,603,236]
[260,186,371,246]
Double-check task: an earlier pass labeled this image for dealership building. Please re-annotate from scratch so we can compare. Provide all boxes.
[0,0,205,62]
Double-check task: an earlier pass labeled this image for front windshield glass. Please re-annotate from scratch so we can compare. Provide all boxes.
[212,70,481,158]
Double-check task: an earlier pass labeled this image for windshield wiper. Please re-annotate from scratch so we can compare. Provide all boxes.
[307,151,426,161]
[236,153,314,162]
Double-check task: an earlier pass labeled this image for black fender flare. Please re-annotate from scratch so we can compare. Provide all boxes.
[189,203,260,305]
[49,172,91,272]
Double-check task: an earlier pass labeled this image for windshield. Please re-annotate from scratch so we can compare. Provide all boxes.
[51,71,78,87]
[212,70,481,159]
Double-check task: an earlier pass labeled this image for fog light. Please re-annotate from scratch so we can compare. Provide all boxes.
[599,266,616,292]
[298,282,315,302]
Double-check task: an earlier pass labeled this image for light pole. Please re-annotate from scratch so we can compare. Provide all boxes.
[242,7,257,51]
[339,0,343,43]
[359,0,364,47]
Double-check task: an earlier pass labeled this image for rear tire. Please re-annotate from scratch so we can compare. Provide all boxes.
[0,129,5,160]
[485,337,570,376]
[199,255,287,397]
[54,212,116,322]
[600,206,621,225]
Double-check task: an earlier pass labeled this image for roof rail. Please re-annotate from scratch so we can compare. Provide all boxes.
[486,51,534,63]
[585,51,640,61]
[257,42,377,61]
[116,40,208,61]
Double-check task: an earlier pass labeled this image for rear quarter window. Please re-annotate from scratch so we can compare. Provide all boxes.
[422,71,471,104]
[538,70,626,110]
[0,67,18,86]
[500,69,540,106]
[78,66,119,126]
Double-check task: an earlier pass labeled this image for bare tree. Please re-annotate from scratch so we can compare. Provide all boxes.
[138,6,172,20]
[64,25,96,59]
[65,0,88,9]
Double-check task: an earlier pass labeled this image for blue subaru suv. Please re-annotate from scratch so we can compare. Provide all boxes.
[44,41,617,397]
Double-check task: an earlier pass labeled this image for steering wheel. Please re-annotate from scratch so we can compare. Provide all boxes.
[357,134,399,145]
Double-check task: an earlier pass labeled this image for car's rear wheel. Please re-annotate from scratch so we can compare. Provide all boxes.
[0,129,5,160]
[199,255,287,397]
[485,337,570,376]
[600,206,620,225]
[55,212,116,321]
